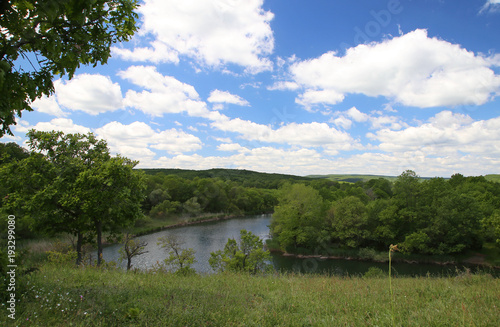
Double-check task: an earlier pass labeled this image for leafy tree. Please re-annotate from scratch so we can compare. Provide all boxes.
[327,196,369,248]
[271,183,324,250]
[0,0,139,136]
[209,229,272,274]
[157,235,197,275]
[77,156,146,265]
[394,170,420,208]
[0,142,29,164]
[119,234,148,271]
[0,130,145,264]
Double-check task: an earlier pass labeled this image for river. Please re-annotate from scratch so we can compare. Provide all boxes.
[101,214,496,277]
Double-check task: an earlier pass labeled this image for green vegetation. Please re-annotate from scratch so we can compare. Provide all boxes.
[0,131,146,265]
[271,170,500,257]
[2,264,498,326]
[0,0,139,136]
[209,229,272,274]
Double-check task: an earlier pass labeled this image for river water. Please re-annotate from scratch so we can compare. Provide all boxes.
[101,214,496,277]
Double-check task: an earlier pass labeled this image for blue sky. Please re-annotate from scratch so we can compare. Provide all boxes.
[3,0,500,177]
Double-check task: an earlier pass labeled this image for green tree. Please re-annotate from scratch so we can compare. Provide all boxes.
[0,130,145,264]
[209,229,272,274]
[327,196,369,248]
[0,142,29,164]
[0,0,139,136]
[157,235,197,275]
[271,183,324,250]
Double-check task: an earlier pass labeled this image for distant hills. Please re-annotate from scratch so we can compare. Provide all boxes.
[140,168,500,184]
[140,168,313,183]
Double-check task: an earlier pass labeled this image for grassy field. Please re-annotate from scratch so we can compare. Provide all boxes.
[3,264,499,326]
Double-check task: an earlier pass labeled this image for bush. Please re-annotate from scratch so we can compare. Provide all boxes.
[363,267,385,279]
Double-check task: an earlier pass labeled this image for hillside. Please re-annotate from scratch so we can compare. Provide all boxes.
[141,168,314,183]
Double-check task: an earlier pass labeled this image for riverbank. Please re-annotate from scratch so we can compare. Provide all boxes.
[132,213,247,237]
[5,264,499,326]
[265,240,500,270]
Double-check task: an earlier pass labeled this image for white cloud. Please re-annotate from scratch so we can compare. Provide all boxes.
[31,93,67,117]
[207,90,250,106]
[111,41,180,64]
[210,113,356,151]
[56,74,123,115]
[118,66,209,117]
[217,143,250,153]
[114,0,274,73]
[95,121,202,158]
[291,29,500,109]
[346,107,369,122]
[368,110,500,157]
[480,0,500,13]
[30,118,92,135]
[332,107,405,131]
[267,81,300,91]
[332,116,353,130]
[295,89,345,111]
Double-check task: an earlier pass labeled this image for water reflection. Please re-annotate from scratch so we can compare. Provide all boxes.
[101,214,498,277]
[101,214,272,273]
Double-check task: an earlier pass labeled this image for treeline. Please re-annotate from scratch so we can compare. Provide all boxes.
[271,170,500,256]
[141,172,281,218]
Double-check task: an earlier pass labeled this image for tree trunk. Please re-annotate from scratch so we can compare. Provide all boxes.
[127,257,132,271]
[96,220,103,266]
[76,231,83,266]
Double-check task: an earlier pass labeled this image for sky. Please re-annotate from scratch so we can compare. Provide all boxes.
[2,0,500,177]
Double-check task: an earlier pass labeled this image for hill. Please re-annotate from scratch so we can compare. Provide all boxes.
[141,168,314,183]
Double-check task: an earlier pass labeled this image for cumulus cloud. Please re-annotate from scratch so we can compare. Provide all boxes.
[118,66,209,117]
[31,93,67,117]
[208,90,250,106]
[290,29,500,109]
[55,74,123,115]
[332,107,404,131]
[95,121,203,157]
[29,118,92,135]
[210,113,356,152]
[368,110,500,157]
[112,0,274,73]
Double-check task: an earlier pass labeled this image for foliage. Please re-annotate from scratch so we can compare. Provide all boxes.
[270,170,500,256]
[141,171,279,220]
[209,229,272,274]
[157,235,196,275]
[0,130,146,265]
[270,183,325,251]
[0,0,139,136]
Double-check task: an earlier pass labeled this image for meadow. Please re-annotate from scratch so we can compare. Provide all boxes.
[3,263,499,326]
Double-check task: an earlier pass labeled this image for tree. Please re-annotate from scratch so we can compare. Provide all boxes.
[0,0,139,136]
[76,155,145,265]
[0,142,29,164]
[209,229,272,274]
[157,235,197,275]
[0,130,145,265]
[119,234,148,271]
[327,196,369,248]
[271,183,324,250]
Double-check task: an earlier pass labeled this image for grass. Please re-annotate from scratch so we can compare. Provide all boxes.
[3,263,499,326]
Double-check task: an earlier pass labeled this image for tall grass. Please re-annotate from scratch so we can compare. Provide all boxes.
[3,262,499,326]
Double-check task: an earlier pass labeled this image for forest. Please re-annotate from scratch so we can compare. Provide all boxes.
[1,135,500,260]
